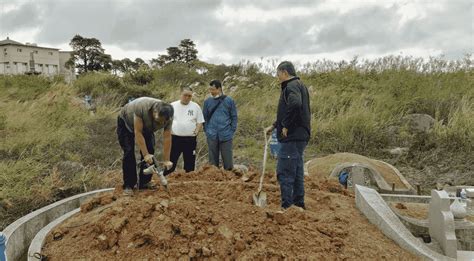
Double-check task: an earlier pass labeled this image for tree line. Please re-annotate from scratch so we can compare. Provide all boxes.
[67,35,199,74]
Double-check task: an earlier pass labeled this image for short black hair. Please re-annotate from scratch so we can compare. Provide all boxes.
[209,79,222,89]
[277,61,297,77]
[159,103,174,120]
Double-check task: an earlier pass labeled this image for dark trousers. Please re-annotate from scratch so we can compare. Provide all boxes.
[207,138,233,170]
[163,135,197,175]
[277,141,307,209]
[117,116,155,189]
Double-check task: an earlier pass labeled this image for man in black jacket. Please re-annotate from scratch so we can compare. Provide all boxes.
[265,61,311,209]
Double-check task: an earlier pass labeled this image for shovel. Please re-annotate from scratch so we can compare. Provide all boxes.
[253,132,270,207]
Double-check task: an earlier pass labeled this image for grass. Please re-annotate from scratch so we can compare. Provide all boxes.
[0,55,473,229]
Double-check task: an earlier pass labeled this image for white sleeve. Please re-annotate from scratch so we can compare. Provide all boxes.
[196,104,205,123]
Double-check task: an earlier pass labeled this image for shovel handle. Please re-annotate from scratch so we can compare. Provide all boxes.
[258,132,270,193]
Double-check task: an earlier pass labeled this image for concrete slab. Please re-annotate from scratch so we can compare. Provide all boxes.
[355,185,454,261]
[2,188,113,261]
[457,250,474,261]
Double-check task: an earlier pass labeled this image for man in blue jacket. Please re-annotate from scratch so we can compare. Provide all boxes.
[265,61,311,209]
[203,80,238,170]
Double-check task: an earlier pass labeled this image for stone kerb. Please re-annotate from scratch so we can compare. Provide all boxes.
[428,190,458,259]
[355,185,453,261]
[2,188,113,261]
[28,209,80,260]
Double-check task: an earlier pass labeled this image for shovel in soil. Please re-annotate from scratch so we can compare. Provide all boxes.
[253,132,270,207]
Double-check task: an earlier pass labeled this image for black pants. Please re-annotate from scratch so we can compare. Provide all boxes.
[117,116,155,189]
[163,135,197,175]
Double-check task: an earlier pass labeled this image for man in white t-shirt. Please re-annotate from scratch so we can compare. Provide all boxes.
[163,86,205,175]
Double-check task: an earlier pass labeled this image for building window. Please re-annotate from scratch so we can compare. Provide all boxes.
[48,52,53,55]
[17,48,22,52]
[3,48,6,52]
[34,50,38,54]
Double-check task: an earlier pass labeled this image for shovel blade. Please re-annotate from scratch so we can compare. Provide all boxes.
[253,191,267,207]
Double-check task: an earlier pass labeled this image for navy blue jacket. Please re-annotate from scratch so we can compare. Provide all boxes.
[203,96,238,141]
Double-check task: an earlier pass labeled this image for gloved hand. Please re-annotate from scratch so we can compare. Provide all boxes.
[144,154,154,164]
[163,161,173,170]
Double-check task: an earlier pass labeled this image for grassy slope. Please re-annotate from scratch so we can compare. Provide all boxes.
[1,57,473,229]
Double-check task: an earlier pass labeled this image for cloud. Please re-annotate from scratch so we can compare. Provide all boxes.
[0,0,471,63]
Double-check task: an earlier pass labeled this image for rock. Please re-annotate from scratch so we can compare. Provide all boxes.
[218,225,234,240]
[402,113,435,133]
[202,246,211,257]
[388,147,409,156]
[111,216,128,232]
[160,199,169,208]
[235,239,246,251]
[274,211,288,225]
[158,214,166,221]
[207,227,215,235]
[233,164,249,176]
[188,248,197,258]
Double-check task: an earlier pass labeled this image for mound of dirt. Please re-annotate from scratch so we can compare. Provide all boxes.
[42,165,419,260]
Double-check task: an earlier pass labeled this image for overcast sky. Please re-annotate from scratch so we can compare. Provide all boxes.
[0,0,472,65]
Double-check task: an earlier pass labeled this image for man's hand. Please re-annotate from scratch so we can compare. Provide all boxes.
[144,154,154,164]
[282,128,288,138]
[163,161,173,170]
[264,125,274,136]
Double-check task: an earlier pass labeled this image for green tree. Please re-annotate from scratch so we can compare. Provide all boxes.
[68,35,111,73]
[151,39,199,67]
[179,39,198,65]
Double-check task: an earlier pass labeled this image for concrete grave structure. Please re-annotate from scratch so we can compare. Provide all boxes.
[428,190,459,258]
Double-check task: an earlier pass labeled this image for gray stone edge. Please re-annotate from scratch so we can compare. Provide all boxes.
[355,184,454,261]
[27,208,80,261]
[3,188,113,261]
[374,159,416,193]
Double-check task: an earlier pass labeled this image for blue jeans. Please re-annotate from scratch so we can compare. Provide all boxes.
[277,141,307,209]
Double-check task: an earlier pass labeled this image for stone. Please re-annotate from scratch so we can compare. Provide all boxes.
[207,227,215,235]
[235,239,246,251]
[351,166,368,187]
[218,225,234,240]
[274,211,288,225]
[388,147,409,156]
[402,113,435,134]
[428,189,457,258]
[160,199,169,208]
[202,246,211,257]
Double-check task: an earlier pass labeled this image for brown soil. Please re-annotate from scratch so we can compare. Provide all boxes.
[390,202,474,222]
[42,165,420,260]
[307,153,408,189]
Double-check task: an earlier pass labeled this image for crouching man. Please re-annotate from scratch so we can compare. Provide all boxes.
[117,97,174,195]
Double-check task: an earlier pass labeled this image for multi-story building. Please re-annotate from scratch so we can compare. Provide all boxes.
[0,37,74,80]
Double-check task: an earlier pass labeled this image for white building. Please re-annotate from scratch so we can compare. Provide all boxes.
[0,37,74,80]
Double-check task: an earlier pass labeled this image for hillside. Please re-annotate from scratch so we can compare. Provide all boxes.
[1,56,473,229]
